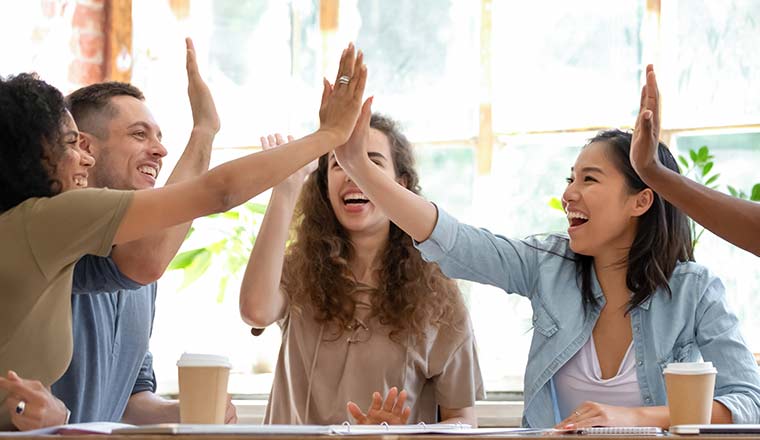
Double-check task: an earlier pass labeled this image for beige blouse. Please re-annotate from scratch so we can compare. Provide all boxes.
[264,285,485,424]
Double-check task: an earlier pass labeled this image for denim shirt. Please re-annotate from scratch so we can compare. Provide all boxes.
[51,255,157,423]
[416,208,760,428]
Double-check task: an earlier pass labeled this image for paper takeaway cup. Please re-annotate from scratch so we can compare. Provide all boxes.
[177,353,231,424]
[664,362,717,426]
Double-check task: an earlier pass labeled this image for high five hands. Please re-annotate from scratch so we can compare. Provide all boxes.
[319,43,369,147]
[630,64,662,180]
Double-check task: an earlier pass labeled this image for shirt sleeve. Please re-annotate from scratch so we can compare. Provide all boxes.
[696,275,760,423]
[25,188,133,280]
[72,255,143,294]
[431,321,486,409]
[415,206,542,298]
[131,351,157,395]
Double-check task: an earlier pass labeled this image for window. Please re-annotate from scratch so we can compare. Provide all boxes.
[4,0,748,398]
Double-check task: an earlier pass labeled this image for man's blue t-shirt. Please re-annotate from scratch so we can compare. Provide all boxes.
[51,255,158,423]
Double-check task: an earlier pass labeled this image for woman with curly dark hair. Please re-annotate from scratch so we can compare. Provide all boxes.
[239,110,484,426]
[0,44,366,431]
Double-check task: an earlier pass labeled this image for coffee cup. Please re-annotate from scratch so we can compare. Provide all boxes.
[177,353,232,424]
[663,361,717,426]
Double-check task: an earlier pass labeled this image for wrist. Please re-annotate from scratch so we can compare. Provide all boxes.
[315,127,345,149]
[272,184,303,204]
[191,125,219,137]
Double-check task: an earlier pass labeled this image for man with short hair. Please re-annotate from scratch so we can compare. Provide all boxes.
[49,38,236,425]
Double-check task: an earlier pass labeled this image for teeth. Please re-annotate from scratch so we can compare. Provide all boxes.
[138,165,157,178]
[343,192,368,202]
[567,211,589,220]
[74,176,87,187]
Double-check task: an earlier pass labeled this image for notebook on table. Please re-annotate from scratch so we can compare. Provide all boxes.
[669,424,760,435]
[558,427,664,436]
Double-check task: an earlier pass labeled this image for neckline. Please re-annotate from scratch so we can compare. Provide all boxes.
[589,334,635,381]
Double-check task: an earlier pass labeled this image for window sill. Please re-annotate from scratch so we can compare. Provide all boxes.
[232,400,523,427]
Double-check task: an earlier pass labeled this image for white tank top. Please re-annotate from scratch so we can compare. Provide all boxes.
[555,335,643,419]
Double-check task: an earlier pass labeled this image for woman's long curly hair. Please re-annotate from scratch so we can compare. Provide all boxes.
[281,114,466,341]
[0,73,68,212]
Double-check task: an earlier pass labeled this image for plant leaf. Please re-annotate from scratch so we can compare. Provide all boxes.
[697,146,709,162]
[689,149,698,162]
[678,155,689,169]
[246,202,268,215]
[727,185,738,197]
[704,173,719,186]
[216,276,229,304]
[548,197,564,212]
[702,162,713,176]
[180,249,213,289]
[168,248,206,270]
[751,184,760,202]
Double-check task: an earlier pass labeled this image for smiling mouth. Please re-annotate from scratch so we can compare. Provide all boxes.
[138,165,158,179]
[567,211,589,228]
[73,176,87,187]
[343,192,370,205]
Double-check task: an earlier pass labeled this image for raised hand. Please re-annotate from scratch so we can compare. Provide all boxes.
[347,387,412,425]
[333,95,373,172]
[185,37,220,134]
[0,370,68,431]
[631,64,662,179]
[261,133,317,193]
[318,43,368,146]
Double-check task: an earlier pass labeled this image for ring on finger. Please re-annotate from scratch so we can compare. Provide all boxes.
[15,400,26,415]
[338,75,351,85]
[574,410,581,417]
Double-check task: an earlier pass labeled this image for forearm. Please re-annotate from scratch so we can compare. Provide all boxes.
[342,157,437,242]
[239,187,298,327]
[114,129,338,245]
[121,392,179,425]
[111,128,214,284]
[641,164,760,256]
[634,402,732,428]
[440,407,477,427]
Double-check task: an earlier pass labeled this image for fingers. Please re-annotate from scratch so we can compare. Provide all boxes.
[358,97,373,128]
[347,401,367,424]
[391,389,408,417]
[287,135,295,143]
[400,406,412,424]
[346,50,364,96]
[352,64,368,100]
[185,37,198,77]
[274,133,286,146]
[370,391,383,412]
[382,387,398,413]
[335,43,356,86]
[321,77,333,106]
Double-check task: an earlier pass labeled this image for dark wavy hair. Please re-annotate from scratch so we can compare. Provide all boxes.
[576,129,694,312]
[281,114,466,341]
[0,73,68,212]
[65,81,144,139]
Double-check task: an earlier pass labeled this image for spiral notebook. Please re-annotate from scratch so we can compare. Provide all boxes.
[561,426,664,436]
[112,422,476,436]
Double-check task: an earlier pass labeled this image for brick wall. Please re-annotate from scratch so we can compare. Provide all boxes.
[68,0,107,87]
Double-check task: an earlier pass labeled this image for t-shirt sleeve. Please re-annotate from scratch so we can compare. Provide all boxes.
[433,325,486,409]
[25,188,133,280]
[72,254,144,294]
[132,351,158,395]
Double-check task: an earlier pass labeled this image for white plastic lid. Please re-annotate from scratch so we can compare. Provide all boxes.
[663,361,717,375]
[176,353,232,368]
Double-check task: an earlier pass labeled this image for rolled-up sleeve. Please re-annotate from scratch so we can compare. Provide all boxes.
[132,351,157,395]
[696,276,760,423]
[415,206,542,298]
